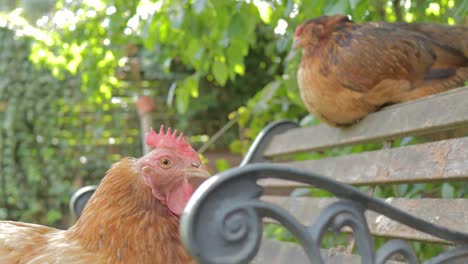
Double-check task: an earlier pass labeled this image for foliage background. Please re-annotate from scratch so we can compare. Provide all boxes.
[0,0,467,258]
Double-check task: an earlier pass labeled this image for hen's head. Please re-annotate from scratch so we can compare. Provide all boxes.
[135,125,209,216]
[293,14,351,50]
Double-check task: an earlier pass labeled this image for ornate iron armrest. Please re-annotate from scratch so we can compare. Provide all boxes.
[240,120,299,166]
[180,164,468,264]
[69,185,97,218]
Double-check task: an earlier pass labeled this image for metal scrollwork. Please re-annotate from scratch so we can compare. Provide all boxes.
[180,164,468,264]
[424,245,468,264]
[309,200,375,263]
[219,207,255,243]
[180,176,264,264]
[376,240,418,264]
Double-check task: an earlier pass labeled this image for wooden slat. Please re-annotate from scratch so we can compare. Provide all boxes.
[253,239,403,263]
[263,86,468,157]
[260,136,468,195]
[262,197,468,243]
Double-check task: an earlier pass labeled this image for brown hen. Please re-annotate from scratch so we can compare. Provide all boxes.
[294,15,468,126]
[0,125,209,263]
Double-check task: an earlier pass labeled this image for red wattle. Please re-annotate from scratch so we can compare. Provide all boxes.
[167,181,194,216]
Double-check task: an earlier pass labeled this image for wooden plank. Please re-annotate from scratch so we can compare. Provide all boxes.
[263,86,468,157]
[262,197,468,243]
[253,239,403,263]
[259,137,468,194]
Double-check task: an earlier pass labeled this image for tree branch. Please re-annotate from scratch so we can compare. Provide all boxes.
[392,0,403,21]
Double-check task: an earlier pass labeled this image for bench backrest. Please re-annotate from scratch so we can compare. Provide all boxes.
[246,87,468,244]
[179,87,468,264]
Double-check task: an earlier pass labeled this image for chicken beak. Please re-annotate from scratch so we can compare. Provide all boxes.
[186,165,211,189]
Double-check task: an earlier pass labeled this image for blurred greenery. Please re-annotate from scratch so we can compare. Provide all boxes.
[0,25,141,226]
[0,0,466,259]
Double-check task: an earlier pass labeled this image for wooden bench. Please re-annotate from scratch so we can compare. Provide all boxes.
[180,86,468,263]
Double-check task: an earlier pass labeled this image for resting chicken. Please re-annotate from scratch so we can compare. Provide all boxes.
[0,125,209,263]
[294,15,468,126]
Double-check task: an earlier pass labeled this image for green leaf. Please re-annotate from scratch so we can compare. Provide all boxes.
[187,39,203,66]
[185,74,199,98]
[226,41,242,62]
[228,13,247,38]
[175,81,189,113]
[229,139,243,153]
[173,74,200,113]
[212,60,228,86]
[237,106,251,126]
[215,158,230,172]
[159,19,171,42]
[226,38,246,76]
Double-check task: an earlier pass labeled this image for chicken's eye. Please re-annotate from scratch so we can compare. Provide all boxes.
[159,158,172,169]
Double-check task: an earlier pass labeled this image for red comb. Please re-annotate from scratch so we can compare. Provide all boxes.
[294,25,303,37]
[146,125,200,162]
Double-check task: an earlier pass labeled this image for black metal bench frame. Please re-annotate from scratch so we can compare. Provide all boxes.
[179,120,468,264]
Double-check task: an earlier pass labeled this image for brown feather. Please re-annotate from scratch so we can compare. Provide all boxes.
[295,15,468,126]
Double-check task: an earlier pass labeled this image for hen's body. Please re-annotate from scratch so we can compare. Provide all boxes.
[0,221,101,263]
[393,22,468,57]
[0,159,194,264]
[295,15,468,126]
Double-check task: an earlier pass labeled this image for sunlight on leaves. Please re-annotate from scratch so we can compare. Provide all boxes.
[256,0,273,24]
[426,2,441,16]
[405,13,414,22]
[99,84,112,99]
[234,63,245,75]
